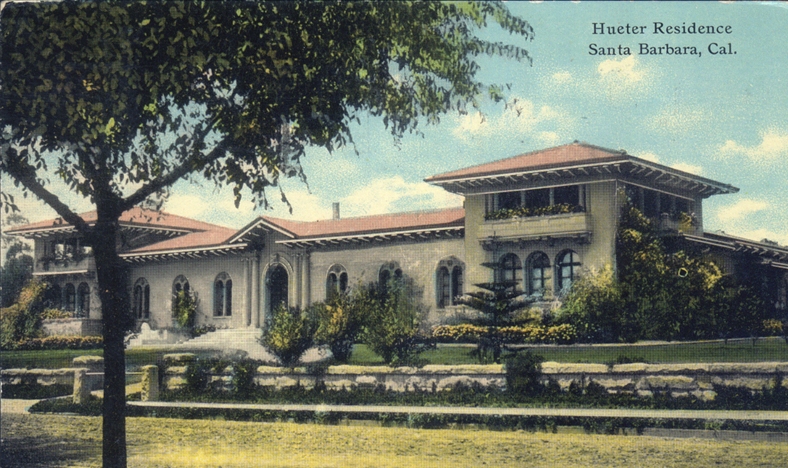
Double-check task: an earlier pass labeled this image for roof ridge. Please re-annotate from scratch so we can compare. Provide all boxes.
[425,141,623,181]
[260,205,465,225]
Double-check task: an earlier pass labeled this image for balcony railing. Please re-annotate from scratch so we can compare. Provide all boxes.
[35,254,95,274]
[480,212,592,243]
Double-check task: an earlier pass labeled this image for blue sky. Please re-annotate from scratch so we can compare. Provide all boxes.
[4,1,787,246]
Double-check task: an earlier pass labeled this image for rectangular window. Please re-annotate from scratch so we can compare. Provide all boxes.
[554,185,579,206]
[497,191,521,210]
[525,188,550,209]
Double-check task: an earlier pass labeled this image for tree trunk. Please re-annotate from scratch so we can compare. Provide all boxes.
[91,214,130,468]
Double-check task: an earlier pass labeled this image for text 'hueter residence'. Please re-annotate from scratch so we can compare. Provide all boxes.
[589,22,735,58]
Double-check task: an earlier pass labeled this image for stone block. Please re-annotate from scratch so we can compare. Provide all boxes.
[73,368,91,405]
[141,365,159,401]
[73,356,104,371]
[542,362,608,374]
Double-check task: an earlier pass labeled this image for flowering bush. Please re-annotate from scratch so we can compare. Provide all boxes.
[761,319,783,336]
[485,203,584,221]
[13,335,103,350]
[40,309,74,320]
[432,323,576,344]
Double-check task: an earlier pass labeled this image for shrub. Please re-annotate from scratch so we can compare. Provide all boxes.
[311,292,365,362]
[184,359,211,394]
[0,278,48,349]
[361,278,430,365]
[13,335,103,350]
[761,319,783,337]
[260,303,315,368]
[433,323,576,344]
[555,264,626,343]
[504,350,545,396]
[40,308,74,320]
[232,359,258,398]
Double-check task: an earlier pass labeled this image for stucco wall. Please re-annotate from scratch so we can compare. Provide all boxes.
[307,238,466,327]
[128,253,248,330]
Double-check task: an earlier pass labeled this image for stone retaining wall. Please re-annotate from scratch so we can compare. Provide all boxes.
[41,318,103,337]
[160,354,788,400]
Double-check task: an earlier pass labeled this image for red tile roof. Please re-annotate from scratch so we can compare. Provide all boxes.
[6,206,228,235]
[426,142,627,182]
[259,207,465,240]
[127,226,237,253]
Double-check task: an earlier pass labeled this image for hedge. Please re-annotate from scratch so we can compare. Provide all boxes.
[9,335,103,350]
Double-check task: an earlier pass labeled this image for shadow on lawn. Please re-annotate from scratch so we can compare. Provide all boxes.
[0,414,101,467]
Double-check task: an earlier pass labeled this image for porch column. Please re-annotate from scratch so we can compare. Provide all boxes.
[243,258,252,327]
[293,253,302,309]
[251,254,260,328]
[301,251,311,307]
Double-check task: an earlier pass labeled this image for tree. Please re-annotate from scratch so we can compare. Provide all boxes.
[1,213,34,308]
[1,2,532,465]
[454,260,533,363]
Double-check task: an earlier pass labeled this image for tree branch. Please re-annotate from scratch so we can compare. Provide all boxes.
[120,139,229,212]
[1,149,91,234]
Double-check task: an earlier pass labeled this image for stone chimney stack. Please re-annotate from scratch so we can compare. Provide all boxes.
[332,202,340,220]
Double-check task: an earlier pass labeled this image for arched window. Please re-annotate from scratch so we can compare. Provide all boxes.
[326,265,349,300]
[64,283,76,312]
[46,284,62,309]
[527,252,551,296]
[378,262,403,298]
[133,278,150,319]
[214,273,233,317]
[172,275,190,312]
[556,250,581,294]
[77,283,90,318]
[436,258,464,308]
[267,264,288,314]
[497,253,522,292]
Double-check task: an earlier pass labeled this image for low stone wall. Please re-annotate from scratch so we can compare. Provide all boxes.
[1,368,78,387]
[542,362,788,399]
[41,318,103,337]
[159,354,788,400]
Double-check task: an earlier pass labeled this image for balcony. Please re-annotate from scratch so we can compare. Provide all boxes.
[479,212,592,246]
[34,255,96,276]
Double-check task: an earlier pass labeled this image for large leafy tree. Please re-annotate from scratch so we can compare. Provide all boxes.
[0,1,532,466]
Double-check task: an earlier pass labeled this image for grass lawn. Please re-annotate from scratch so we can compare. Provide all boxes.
[2,338,786,370]
[349,338,788,365]
[0,348,215,370]
[2,413,787,467]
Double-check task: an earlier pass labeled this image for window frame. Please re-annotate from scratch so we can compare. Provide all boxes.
[555,250,581,294]
[527,251,551,296]
[213,273,233,317]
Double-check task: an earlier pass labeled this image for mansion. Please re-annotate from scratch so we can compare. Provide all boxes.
[8,142,788,336]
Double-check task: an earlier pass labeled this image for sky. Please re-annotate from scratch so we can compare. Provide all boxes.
[3,1,787,247]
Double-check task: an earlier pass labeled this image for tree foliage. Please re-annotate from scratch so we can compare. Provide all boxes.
[260,303,316,368]
[557,204,766,343]
[0,278,47,349]
[1,213,34,308]
[361,277,430,365]
[455,265,534,363]
[310,290,367,363]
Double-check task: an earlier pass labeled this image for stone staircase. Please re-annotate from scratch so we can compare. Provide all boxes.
[129,327,331,363]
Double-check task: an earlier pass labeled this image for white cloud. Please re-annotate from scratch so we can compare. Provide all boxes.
[551,71,573,84]
[452,98,569,142]
[341,176,462,217]
[670,162,702,175]
[716,198,769,223]
[165,194,208,218]
[597,55,645,85]
[719,129,788,163]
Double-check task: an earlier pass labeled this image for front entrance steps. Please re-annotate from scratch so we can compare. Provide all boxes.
[129,327,331,364]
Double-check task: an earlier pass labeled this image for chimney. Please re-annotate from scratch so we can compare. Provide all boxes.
[332,202,340,220]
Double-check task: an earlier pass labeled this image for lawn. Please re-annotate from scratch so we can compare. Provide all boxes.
[348,338,788,366]
[2,413,787,467]
[2,338,786,370]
